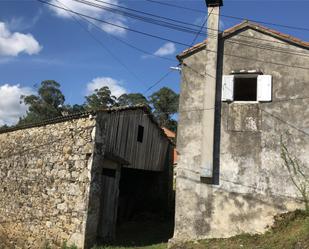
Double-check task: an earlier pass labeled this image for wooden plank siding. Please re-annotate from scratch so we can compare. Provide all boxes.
[101,109,170,172]
[97,161,121,240]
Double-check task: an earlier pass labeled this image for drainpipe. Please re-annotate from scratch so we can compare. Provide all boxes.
[200,0,223,182]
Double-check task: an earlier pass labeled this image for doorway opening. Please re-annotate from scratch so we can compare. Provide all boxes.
[115,167,174,247]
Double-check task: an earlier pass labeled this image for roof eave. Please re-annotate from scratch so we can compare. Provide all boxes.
[177,20,309,59]
[177,41,207,60]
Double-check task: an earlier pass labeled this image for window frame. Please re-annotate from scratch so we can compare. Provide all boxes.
[222,73,272,103]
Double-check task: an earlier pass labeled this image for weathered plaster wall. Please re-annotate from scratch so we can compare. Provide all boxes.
[174,28,309,241]
[0,117,96,248]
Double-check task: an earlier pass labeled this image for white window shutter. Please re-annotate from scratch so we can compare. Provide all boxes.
[257,75,272,102]
[222,75,234,101]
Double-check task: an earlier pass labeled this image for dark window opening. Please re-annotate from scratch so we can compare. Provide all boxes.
[137,125,144,143]
[102,168,116,178]
[234,76,257,101]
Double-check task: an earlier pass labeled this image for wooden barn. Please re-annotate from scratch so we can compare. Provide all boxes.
[85,105,174,246]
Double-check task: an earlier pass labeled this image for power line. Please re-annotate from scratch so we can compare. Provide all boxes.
[183,29,309,59]
[8,0,309,57]
[260,108,309,137]
[40,0,180,96]
[38,0,192,47]
[143,70,173,94]
[181,64,309,137]
[144,0,210,94]
[271,96,309,103]
[93,0,206,31]
[70,10,176,62]
[42,0,309,71]
[183,63,309,97]
[69,0,197,94]
[38,0,309,99]
[42,0,309,62]
[183,63,309,104]
[53,0,145,84]
[189,8,211,47]
[1,104,308,162]
[182,46,309,70]
[38,0,183,94]
[1,96,309,157]
[177,167,305,201]
[45,1,309,100]
[75,0,309,55]
[145,0,206,14]
[223,38,309,59]
[76,0,309,54]
[73,0,205,36]
[221,51,309,70]
[145,0,309,33]
[109,0,309,56]
[55,0,309,61]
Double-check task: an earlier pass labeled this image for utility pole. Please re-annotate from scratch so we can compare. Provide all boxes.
[200,0,223,181]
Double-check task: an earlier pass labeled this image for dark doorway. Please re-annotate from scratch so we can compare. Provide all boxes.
[114,167,174,247]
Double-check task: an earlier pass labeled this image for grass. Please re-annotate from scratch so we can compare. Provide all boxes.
[93,210,309,249]
[172,210,309,249]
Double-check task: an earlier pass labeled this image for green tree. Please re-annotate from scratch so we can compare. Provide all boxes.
[0,124,9,130]
[117,93,149,107]
[19,80,65,124]
[85,86,116,110]
[68,104,86,113]
[149,87,179,132]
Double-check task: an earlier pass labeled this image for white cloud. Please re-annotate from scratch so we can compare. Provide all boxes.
[154,42,176,56]
[0,22,42,57]
[6,10,42,31]
[49,0,127,36]
[100,18,127,37]
[0,84,34,126]
[86,77,126,97]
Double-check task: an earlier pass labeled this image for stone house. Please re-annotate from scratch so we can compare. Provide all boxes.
[173,0,309,243]
[0,106,173,248]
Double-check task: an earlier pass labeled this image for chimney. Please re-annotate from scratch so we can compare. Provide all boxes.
[200,0,222,182]
[205,0,223,7]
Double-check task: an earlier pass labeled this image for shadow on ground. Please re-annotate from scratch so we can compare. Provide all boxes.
[99,215,174,248]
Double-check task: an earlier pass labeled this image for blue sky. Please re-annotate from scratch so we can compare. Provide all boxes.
[0,0,308,125]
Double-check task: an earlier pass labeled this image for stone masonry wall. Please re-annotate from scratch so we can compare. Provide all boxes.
[0,117,96,249]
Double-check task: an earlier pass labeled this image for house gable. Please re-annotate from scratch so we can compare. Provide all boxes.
[177,20,309,60]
